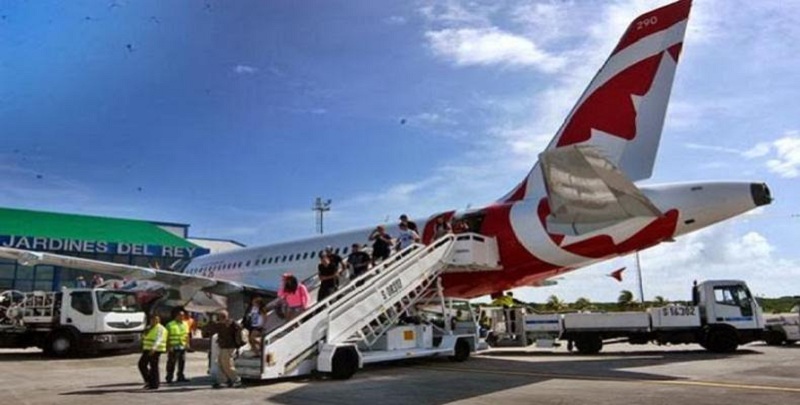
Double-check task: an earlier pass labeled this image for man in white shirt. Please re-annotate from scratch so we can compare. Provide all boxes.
[395,222,420,251]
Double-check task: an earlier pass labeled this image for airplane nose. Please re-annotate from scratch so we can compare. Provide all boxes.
[750,183,772,207]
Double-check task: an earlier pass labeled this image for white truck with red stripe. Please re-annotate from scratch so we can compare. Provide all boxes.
[485,280,765,354]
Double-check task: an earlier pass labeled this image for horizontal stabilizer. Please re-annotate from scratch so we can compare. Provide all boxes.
[540,145,662,234]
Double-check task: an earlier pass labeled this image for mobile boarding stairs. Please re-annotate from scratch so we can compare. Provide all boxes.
[222,233,499,381]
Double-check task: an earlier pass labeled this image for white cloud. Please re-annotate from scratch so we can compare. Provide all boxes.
[425,28,565,72]
[742,143,771,159]
[765,132,800,178]
[233,65,258,75]
[418,0,494,26]
[384,16,407,25]
[410,111,457,127]
[683,142,742,155]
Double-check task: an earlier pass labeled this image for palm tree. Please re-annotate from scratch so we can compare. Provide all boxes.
[573,297,591,311]
[546,295,566,311]
[653,296,668,306]
[618,290,635,310]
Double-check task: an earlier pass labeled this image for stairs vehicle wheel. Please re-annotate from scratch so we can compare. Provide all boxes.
[764,330,785,346]
[330,347,359,380]
[449,338,471,362]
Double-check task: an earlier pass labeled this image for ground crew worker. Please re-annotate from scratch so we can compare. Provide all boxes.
[491,292,516,338]
[165,309,190,383]
[138,314,167,390]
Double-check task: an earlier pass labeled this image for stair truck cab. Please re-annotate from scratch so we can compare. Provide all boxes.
[763,304,800,346]
[484,280,764,354]
[0,287,146,356]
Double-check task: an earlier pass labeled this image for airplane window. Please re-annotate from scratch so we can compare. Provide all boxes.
[335,248,340,254]
[295,253,301,260]
[246,260,251,266]
[267,257,272,264]
[282,255,287,262]
[343,247,349,255]
[302,252,308,259]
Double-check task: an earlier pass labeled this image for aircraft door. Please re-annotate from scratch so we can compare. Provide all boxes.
[454,211,486,234]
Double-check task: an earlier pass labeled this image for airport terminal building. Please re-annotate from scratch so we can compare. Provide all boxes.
[0,207,240,292]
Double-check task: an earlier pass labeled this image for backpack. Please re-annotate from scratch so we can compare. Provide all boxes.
[242,312,253,331]
[232,322,246,348]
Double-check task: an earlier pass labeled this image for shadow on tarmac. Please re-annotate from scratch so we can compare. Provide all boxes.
[0,349,134,362]
[260,349,758,405]
[61,380,212,396]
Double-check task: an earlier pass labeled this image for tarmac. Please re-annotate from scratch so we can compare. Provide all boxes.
[1,342,799,404]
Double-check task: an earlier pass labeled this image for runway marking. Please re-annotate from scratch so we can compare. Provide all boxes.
[415,366,800,394]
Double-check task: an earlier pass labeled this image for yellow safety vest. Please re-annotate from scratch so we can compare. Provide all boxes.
[166,320,189,349]
[142,324,167,352]
[491,296,514,307]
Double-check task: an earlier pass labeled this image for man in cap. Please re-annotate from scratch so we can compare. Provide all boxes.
[396,222,421,251]
[399,214,418,233]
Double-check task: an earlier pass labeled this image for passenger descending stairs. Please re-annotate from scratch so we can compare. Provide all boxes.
[236,235,457,379]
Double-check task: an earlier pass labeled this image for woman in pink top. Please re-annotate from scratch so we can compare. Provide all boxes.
[277,273,310,321]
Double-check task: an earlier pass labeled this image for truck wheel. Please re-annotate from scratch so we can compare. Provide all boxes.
[46,330,76,357]
[330,347,359,380]
[450,338,471,362]
[764,330,786,346]
[705,328,738,353]
[574,335,603,355]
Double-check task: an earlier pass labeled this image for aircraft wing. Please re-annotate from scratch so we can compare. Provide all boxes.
[540,144,662,235]
[0,246,269,297]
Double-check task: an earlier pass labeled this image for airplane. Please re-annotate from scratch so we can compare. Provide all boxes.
[0,0,772,308]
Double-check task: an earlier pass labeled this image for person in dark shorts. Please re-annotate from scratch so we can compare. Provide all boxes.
[317,253,341,301]
[369,225,392,264]
[347,243,371,285]
[324,246,345,285]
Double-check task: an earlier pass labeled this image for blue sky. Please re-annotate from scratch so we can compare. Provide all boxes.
[2,0,799,303]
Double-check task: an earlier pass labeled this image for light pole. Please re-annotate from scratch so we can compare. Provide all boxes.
[312,197,332,234]
[635,251,645,304]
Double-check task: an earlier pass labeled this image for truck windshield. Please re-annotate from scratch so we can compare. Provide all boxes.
[713,285,753,317]
[96,291,141,313]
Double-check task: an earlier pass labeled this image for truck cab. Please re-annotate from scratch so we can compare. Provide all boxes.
[54,289,145,354]
[61,289,144,331]
[691,280,764,351]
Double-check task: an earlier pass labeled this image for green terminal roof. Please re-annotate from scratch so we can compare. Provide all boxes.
[0,207,199,248]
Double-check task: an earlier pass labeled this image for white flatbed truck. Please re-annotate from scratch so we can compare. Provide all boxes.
[484,280,765,354]
[0,287,145,356]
